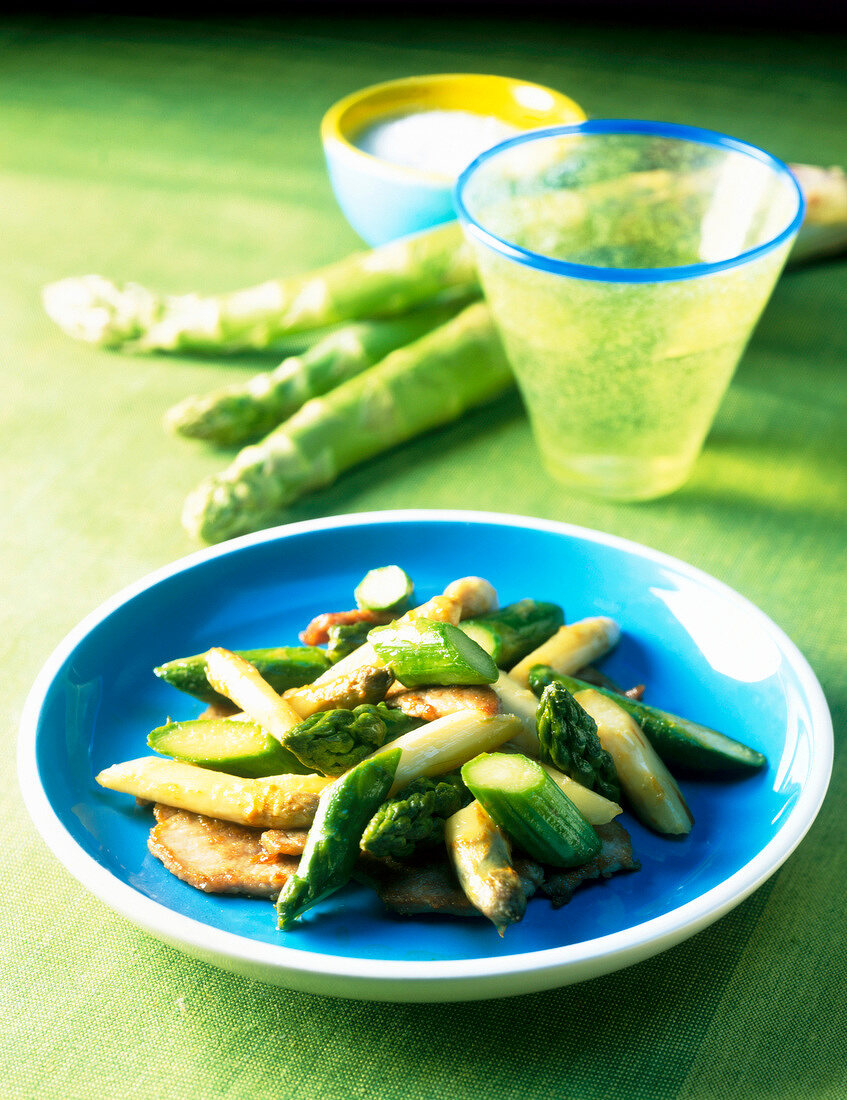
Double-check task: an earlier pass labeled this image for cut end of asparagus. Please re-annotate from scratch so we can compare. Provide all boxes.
[42,275,162,347]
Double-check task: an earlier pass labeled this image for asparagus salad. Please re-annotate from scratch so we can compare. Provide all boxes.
[96,568,766,934]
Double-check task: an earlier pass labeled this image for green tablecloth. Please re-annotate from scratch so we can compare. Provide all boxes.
[3,17,845,1100]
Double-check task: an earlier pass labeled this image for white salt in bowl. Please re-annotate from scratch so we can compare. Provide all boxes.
[321,74,585,245]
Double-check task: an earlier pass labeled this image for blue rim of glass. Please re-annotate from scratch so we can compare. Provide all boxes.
[453,119,805,284]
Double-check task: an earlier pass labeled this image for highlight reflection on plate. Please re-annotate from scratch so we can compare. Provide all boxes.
[18,511,832,1001]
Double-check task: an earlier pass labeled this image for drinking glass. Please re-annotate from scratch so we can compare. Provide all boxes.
[455,120,804,499]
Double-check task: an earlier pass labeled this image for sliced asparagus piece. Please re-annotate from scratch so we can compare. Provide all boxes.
[445,800,527,934]
[359,711,522,797]
[462,752,601,868]
[354,565,415,613]
[490,671,542,756]
[155,646,331,706]
[369,617,498,688]
[575,689,694,836]
[509,617,621,687]
[276,747,402,928]
[541,764,622,825]
[528,668,766,774]
[205,647,304,743]
[43,221,478,352]
[95,757,329,828]
[164,307,460,444]
[283,664,394,719]
[459,599,564,668]
[182,302,512,542]
[147,716,311,778]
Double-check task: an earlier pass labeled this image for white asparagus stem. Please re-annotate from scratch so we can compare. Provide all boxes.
[540,764,622,825]
[508,617,621,687]
[359,711,521,797]
[575,689,693,835]
[205,647,302,743]
[445,800,525,934]
[95,757,329,828]
[490,671,542,755]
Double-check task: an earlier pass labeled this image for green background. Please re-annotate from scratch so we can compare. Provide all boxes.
[2,17,844,1099]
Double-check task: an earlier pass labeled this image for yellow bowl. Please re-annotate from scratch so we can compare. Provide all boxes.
[321,73,585,245]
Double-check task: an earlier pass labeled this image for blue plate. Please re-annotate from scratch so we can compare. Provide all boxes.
[18,511,832,1001]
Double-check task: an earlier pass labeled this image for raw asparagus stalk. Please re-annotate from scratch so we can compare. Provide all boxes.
[788,164,847,263]
[42,222,478,352]
[461,752,601,868]
[95,756,329,828]
[444,800,527,934]
[182,302,512,542]
[164,306,460,444]
[276,747,402,928]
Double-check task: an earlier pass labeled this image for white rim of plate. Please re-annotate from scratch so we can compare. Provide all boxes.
[17,509,834,991]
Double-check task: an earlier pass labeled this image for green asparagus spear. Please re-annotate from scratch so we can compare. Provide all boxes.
[369,617,499,688]
[182,302,513,542]
[535,681,621,802]
[42,222,478,352]
[154,646,331,706]
[276,746,401,928]
[360,771,471,860]
[528,667,766,774]
[164,307,461,445]
[281,703,421,777]
[147,717,311,778]
[462,752,601,868]
[459,599,564,667]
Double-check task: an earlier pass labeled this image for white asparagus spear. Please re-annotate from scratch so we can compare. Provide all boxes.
[508,617,621,687]
[95,757,329,828]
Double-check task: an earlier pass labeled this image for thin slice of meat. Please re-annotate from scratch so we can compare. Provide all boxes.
[388,685,500,723]
[539,821,641,909]
[148,804,298,896]
[300,608,392,646]
[259,828,309,857]
[360,852,544,919]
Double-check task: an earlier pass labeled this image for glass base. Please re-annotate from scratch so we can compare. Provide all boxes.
[541,450,696,501]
